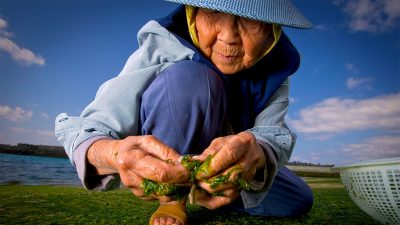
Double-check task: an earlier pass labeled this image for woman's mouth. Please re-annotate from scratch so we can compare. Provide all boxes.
[214,52,240,64]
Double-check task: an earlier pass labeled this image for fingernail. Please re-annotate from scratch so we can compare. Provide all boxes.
[191,155,201,160]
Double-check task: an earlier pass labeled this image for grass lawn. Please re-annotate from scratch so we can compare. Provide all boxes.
[0,183,380,225]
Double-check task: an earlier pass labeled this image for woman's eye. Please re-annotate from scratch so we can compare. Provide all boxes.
[240,17,259,25]
[202,8,219,14]
[240,17,263,29]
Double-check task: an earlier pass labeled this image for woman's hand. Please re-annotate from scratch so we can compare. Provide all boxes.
[193,132,266,209]
[87,136,190,201]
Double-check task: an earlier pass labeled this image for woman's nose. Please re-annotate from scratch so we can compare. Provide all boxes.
[217,14,240,45]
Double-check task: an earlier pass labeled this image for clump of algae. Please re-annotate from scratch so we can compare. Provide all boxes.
[141,155,250,198]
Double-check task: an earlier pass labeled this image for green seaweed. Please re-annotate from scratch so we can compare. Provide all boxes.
[141,179,188,199]
[237,177,250,191]
[181,155,203,182]
[181,154,213,181]
[141,155,250,199]
[205,166,250,191]
[211,192,225,196]
[196,155,213,178]
[208,174,230,189]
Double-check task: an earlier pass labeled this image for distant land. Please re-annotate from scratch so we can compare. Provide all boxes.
[0,143,67,158]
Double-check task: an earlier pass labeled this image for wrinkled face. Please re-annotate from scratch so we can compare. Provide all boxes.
[195,8,273,74]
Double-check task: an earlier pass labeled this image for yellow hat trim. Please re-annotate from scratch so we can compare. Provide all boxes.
[186,6,200,47]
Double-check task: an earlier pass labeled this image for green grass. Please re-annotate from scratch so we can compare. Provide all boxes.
[0,185,380,225]
[303,177,344,184]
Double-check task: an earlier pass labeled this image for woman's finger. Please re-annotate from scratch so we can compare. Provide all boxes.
[133,153,189,183]
[196,133,252,179]
[192,136,228,161]
[234,132,266,181]
[237,155,259,181]
[131,187,148,199]
[126,135,182,162]
[156,195,175,203]
[194,189,239,210]
[115,144,189,184]
[119,170,144,189]
[197,180,236,193]
[196,166,242,193]
[132,189,156,201]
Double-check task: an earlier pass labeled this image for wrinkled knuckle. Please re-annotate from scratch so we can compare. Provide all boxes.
[246,131,256,139]
[202,201,217,210]
[244,134,253,145]
[211,137,223,145]
[124,136,133,141]
[208,204,218,210]
[214,136,224,142]
[241,131,255,142]
[203,186,215,194]
[162,146,173,158]
[231,134,246,147]
[145,135,156,142]
[156,167,169,183]
[131,188,144,197]
[116,157,128,169]
[120,175,132,187]
[124,136,136,144]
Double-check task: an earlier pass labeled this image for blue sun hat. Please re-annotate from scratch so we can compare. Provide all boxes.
[165,0,312,29]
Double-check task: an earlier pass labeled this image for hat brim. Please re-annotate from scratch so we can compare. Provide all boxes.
[165,0,312,29]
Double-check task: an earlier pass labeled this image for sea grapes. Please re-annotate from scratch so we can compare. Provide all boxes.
[180,155,202,182]
[141,155,250,199]
[205,166,250,191]
[141,179,188,199]
[196,155,213,177]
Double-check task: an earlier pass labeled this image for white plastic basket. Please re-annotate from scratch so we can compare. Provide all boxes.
[335,157,400,225]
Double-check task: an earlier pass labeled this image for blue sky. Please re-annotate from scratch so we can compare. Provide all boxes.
[0,0,399,165]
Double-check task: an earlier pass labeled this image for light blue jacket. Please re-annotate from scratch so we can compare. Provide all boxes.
[55,19,296,209]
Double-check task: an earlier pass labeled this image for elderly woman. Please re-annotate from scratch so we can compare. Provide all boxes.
[55,0,313,224]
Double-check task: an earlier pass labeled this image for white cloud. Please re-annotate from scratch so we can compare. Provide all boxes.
[0,105,33,122]
[335,0,400,33]
[0,18,7,29]
[344,63,373,90]
[0,37,45,66]
[36,129,54,138]
[10,127,30,133]
[314,24,328,32]
[10,127,55,140]
[289,97,298,104]
[346,77,374,89]
[0,17,45,66]
[345,63,360,73]
[40,112,49,120]
[288,93,400,135]
[342,135,400,160]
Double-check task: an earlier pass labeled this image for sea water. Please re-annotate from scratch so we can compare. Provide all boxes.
[0,153,81,186]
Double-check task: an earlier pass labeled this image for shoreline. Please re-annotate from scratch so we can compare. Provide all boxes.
[0,182,82,187]
[0,143,67,158]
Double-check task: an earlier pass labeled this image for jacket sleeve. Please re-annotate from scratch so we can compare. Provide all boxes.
[54,20,196,190]
[241,77,297,209]
[54,55,169,189]
[249,78,296,168]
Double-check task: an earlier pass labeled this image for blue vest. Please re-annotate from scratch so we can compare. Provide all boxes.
[156,6,300,132]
